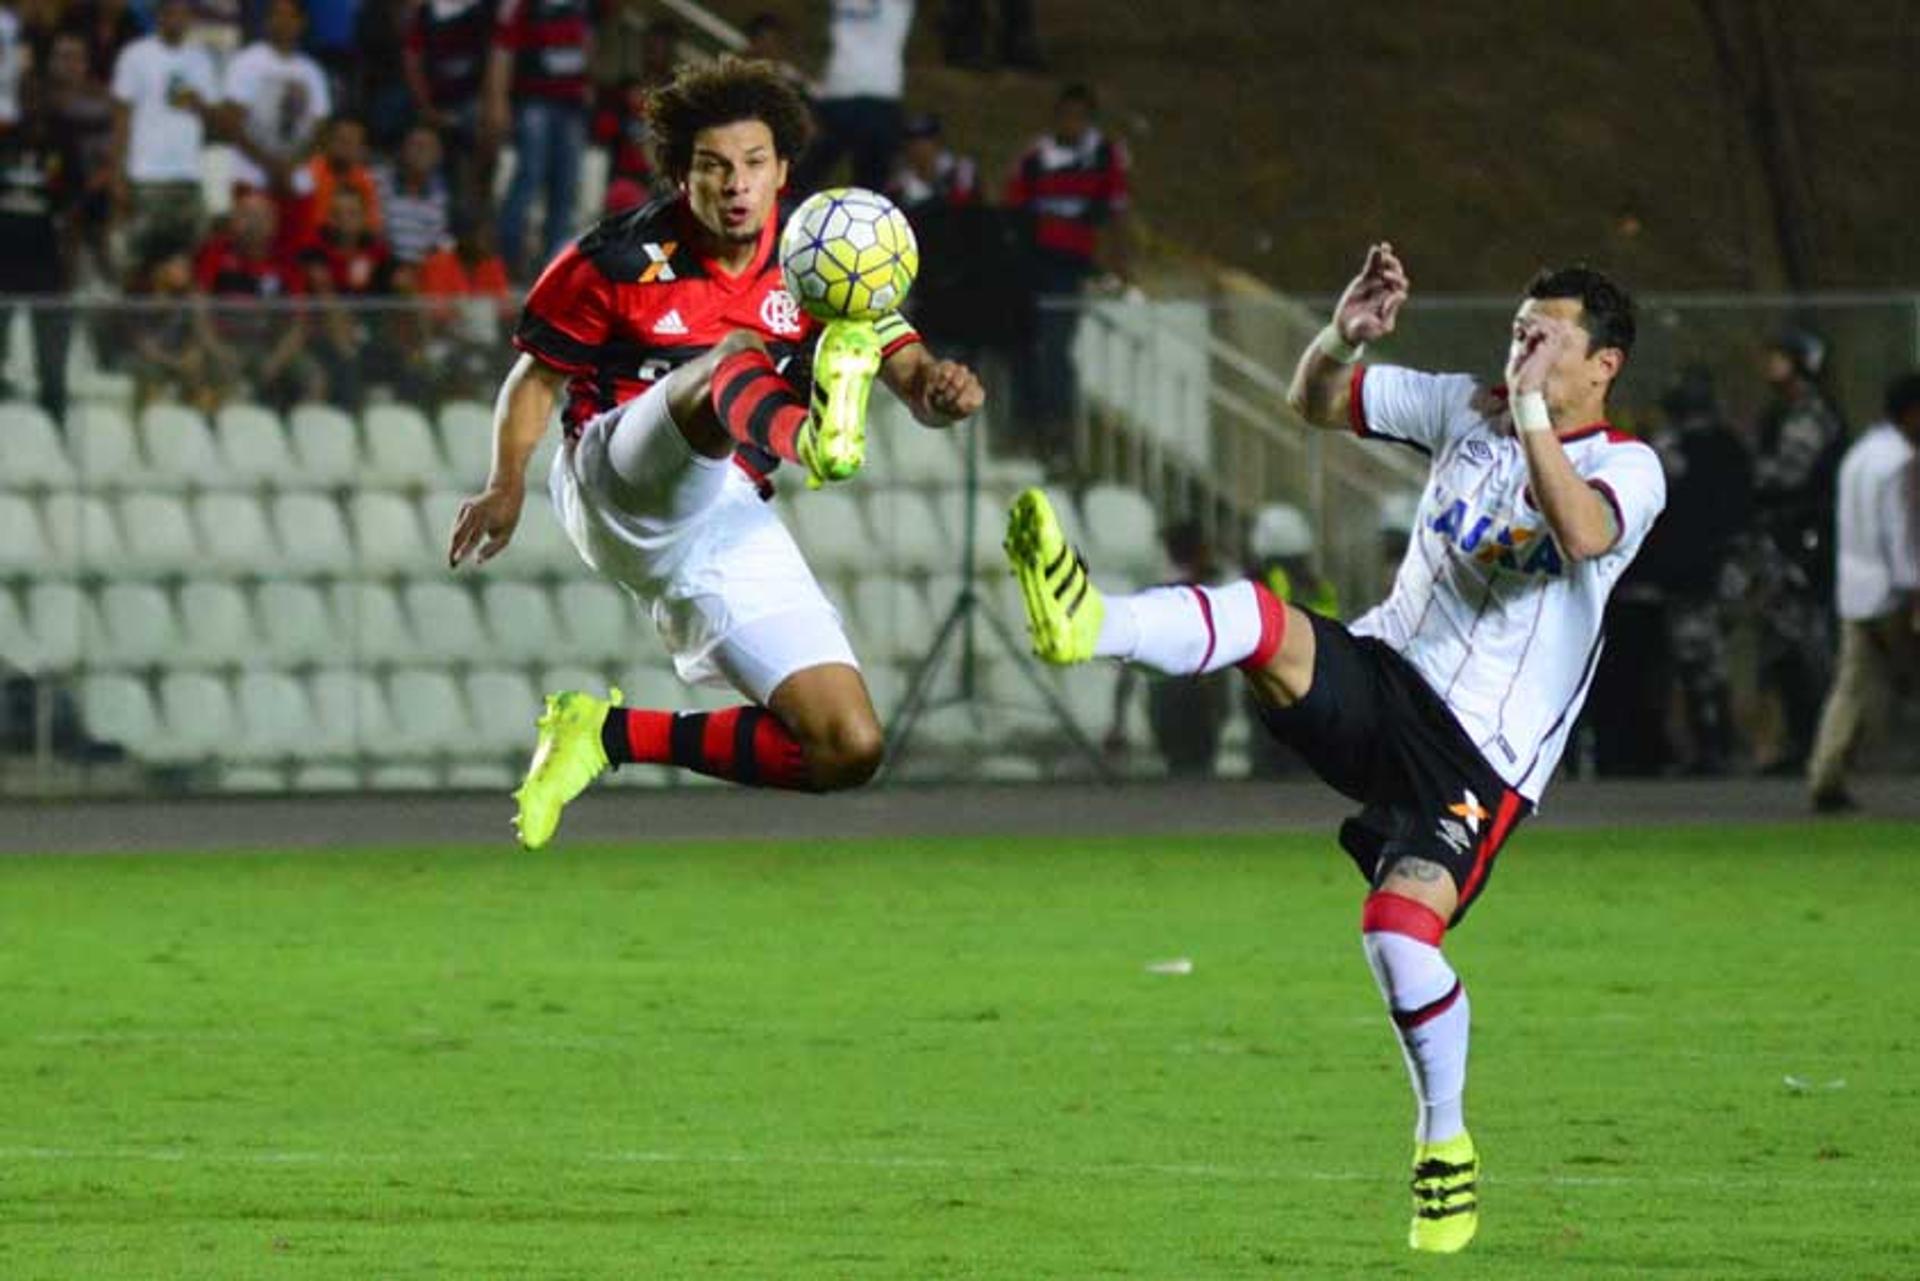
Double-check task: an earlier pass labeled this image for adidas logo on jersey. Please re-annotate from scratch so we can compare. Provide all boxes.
[652,309,689,336]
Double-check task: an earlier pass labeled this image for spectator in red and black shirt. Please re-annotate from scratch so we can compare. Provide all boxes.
[594,76,662,215]
[484,0,594,279]
[1003,82,1130,474]
[446,58,983,828]
[300,184,394,408]
[887,112,978,218]
[403,0,493,213]
[193,190,314,407]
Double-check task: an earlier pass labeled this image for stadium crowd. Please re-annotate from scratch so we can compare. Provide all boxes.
[0,0,1126,451]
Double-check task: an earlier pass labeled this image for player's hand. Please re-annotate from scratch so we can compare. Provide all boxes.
[1332,242,1409,344]
[447,485,524,569]
[1505,313,1578,396]
[921,359,984,422]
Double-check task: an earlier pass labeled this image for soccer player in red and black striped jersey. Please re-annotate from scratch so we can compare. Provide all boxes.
[447,58,983,849]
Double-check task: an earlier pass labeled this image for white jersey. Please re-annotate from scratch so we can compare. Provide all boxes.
[1348,364,1667,801]
[1831,421,1919,621]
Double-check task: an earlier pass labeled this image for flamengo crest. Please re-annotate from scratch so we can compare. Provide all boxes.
[760,289,803,337]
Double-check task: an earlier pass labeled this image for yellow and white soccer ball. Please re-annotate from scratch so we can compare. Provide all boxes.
[779,187,918,322]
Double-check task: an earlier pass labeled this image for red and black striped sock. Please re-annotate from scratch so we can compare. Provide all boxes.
[711,349,810,463]
[601,705,814,790]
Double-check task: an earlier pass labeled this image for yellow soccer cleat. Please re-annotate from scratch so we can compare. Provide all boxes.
[1408,1132,1479,1253]
[1003,488,1104,664]
[798,319,882,489]
[513,687,622,851]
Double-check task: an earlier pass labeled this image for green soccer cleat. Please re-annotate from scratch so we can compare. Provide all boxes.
[798,319,882,489]
[513,687,622,851]
[1408,1132,1480,1253]
[1003,487,1104,664]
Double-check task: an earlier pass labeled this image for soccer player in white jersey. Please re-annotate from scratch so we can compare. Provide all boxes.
[1003,244,1666,1253]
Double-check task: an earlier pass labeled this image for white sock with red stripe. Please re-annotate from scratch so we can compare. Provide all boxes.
[1093,580,1287,674]
[1361,892,1469,1144]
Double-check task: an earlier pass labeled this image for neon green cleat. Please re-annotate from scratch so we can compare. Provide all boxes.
[1003,487,1104,664]
[512,687,622,851]
[1408,1132,1479,1253]
[798,319,882,489]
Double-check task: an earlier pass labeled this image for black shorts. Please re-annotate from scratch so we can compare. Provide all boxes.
[1256,611,1531,925]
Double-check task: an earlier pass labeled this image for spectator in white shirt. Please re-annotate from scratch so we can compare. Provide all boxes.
[799,0,913,192]
[108,0,221,263]
[220,0,330,211]
[1807,372,1920,812]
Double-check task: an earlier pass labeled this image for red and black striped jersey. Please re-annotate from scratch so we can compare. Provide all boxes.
[492,0,593,105]
[1003,127,1130,263]
[514,194,921,468]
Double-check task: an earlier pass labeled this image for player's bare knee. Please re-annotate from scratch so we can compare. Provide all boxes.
[807,716,884,790]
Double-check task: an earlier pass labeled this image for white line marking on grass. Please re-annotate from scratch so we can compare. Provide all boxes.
[0,1146,1908,1192]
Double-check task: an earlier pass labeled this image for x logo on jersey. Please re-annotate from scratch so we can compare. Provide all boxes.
[1447,790,1488,835]
[638,242,678,283]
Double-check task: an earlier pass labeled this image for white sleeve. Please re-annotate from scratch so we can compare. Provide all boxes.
[308,60,332,121]
[1882,459,1920,592]
[1584,440,1668,558]
[109,43,141,105]
[1352,364,1480,455]
[222,48,256,105]
[189,48,219,99]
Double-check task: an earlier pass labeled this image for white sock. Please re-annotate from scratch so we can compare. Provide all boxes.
[1094,580,1268,675]
[1363,927,1469,1144]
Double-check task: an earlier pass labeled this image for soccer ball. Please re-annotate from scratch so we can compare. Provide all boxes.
[779,187,919,322]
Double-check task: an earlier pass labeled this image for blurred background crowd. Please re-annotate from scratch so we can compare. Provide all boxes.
[0,0,1912,803]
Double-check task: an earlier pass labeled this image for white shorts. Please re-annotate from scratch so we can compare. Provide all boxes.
[548,381,858,703]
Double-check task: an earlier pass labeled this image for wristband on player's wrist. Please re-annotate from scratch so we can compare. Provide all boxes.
[1313,323,1365,365]
[1513,390,1553,434]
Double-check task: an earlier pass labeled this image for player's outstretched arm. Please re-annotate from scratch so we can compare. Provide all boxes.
[881,341,985,428]
[1287,242,1409,430]
[448,353,567,568]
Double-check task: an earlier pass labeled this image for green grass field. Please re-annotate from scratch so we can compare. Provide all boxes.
[3,822,1918,1279]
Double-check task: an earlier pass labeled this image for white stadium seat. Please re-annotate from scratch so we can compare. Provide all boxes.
[362,403,444,488]
[465,666,541,751]
[139,403,223,489]
[556,580,637,663]
[367,763,440,790]
[234,669,317,759]
[80,672,163,756]
[287,403,361,487]
[437,400,495,488]
[1080,484,1163,581]
[348,491,430,574]
[386,668,474,756]
[117,492,203,576]
[1,400,74,488]
[255,580,347,663]
[849,575,937,661]
[929,488,1004,576]
[292,763,362,791]
[95,582,182,666]
[0,493,48,575]
[497,492,579,575]
[784,489,871,575]
[481,581,562,662]
[403,580,490,664]
[864,487,952,574]
[309,667,395,755]
[179,580,260,664]
[65,402,143,488]
[157,670,240,761]
[332,579,417,663]
[42,491,125,572]
[0,587,27,654]
[883,422,963,486]
[415,491,461,556]
[25,581,88,669]
[540,664,617,702]
[270,492,355,575]
[214,403,295,485]
[194,491,281,574]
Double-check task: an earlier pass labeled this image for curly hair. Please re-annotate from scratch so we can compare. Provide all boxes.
[648,58,814,183]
